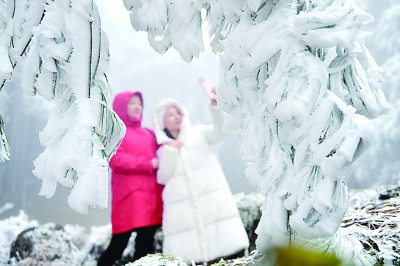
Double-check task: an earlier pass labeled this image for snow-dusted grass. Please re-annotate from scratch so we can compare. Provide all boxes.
[125,253,188,266]
[342,185,400,265]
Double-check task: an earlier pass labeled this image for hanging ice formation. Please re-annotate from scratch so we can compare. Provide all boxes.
[123,0,391,264]
[0,0,125,213]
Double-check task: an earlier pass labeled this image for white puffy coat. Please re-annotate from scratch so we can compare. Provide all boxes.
[154,99,249,264]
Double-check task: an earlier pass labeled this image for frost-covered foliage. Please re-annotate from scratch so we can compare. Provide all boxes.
[0,209,108,265]
[342,185,400,265]
[234,192,264,230]
[0,1,11,162]
[210,251,263,266]
[126,253,188,266]
[9,223,82,265]
[0,210,38,265]
[0,0,125,213]
[234,192,264,251]
[347,1,400,188]
[0,113,10,162]
[124,0,390,264]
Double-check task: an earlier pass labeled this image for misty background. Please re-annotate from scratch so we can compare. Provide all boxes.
[0,0,398,229]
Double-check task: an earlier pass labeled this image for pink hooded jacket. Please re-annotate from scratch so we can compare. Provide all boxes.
[109,91,163,234]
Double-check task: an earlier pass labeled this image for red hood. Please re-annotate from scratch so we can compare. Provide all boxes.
[113,91,143,127]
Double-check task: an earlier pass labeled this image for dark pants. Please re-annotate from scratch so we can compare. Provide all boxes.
[97,225,158,266]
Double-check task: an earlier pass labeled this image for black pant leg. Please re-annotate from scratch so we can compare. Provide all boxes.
[132,225,158,261]
[97,230,132,266]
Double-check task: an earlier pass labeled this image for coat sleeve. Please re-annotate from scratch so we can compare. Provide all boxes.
[157,144,180,185]
[109,144,153,174]
[203,104,226,144]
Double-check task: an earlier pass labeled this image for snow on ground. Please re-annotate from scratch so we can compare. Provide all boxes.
[0,193,263,266]
[0,188,399,265]
[0,209,39,265]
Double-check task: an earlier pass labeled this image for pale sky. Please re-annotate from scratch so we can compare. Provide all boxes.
[95,0,220,127]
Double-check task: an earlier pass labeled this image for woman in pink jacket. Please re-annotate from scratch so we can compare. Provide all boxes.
[98,91,163,266]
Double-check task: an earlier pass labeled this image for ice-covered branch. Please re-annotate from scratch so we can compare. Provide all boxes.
[0,0,46,162]
[0,114,10,162]
[0,0,125,213]
[125,0,390,264]
[346,2,400,188]
[0,0,46,90]
[122,0,205,62]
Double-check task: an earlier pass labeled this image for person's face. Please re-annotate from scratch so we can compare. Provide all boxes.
[127,95,143,118]
[164,106,182,132]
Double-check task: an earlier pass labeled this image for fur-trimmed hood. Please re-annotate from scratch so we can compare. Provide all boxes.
[154,98,191,144]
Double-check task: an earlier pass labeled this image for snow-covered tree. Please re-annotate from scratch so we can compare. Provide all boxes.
[0,0,124,213]
[0,1,11,162]
[123,0,390,264]
[347,0,400,188]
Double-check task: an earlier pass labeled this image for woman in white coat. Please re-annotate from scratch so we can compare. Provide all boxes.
[154,98,249,264]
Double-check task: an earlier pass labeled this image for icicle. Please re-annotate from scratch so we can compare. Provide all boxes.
[0,114,10,162]
[68,154,109,214]
[0,22,13,81]
[68,0,92,99]
[11,0,46,59]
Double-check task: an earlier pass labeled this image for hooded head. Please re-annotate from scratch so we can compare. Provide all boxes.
[154,98,190,144]
[113,91,143,127]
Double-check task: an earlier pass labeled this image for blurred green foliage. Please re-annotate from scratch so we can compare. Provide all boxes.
[273,246,341,266]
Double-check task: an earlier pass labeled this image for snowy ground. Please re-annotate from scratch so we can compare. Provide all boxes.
[0,187,399,265]
[0,193,263,266]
